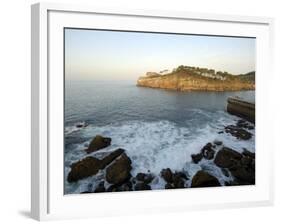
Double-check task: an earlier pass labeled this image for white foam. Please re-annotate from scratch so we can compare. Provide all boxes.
[64,111,255,193]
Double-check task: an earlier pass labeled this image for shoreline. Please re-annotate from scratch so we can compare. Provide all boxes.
[65,118,255,194]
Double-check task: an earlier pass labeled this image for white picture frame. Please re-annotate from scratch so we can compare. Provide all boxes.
[31,2,274,221]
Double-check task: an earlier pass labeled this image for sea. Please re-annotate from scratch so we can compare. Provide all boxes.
[64,80,255,194]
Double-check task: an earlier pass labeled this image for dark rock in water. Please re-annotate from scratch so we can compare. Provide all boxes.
[106,153,132,185]
[214,147,255,185]
[174,171,189,180]
[161,169,187,188]
[214,140,223,146]
[107,180,133,192]
[201,143,215,160]
[134,182,151,191]
[161,168,173,183]
[67,148,124,182]
[237,119,254,130]
[225,125,252,140]
[214,147,242,168]
[172,174,185,188]
[242,148,255,159]
[136,173,154,184]
[86,135,111,153]
[191,171,221,188]
[240,156,252,166]
[191,153,203,163]
[67,157,102,183]
[229,166,255,185]
[94,181,106,193]
[221,168,230,177]
[101,148,125,166]
[165,183,174,189]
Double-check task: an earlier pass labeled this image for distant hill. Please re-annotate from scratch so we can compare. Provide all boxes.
[237,71,255,82]
[137,65,255,92]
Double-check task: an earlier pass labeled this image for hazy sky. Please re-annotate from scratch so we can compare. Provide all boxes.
[65,28,255,81]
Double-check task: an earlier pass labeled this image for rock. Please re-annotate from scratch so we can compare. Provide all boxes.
[214,140,222,146]
[67,148,124,182]
[218,131,224,134]
[191,171,221,188]
[134,182,151,191]
[136,173,154,184]
[106,153,132,185]
[161,169,187,188]
[236,119,254,130]
[225,125,252,140]
[174,171,188,180]
[229,166,255,185]
[201,143,215,160]
[214,147,255,185]
[67,157,102,183]
[214,147,242,168]
[191,153,203,163]
[94,181,106,193]
[86,135,111,153]
[240,156,252,166]
[165,183,174,189]
[107,180,133,192]
[242,148,255,159]
[172,173,185,188]
[161,168,173,183]
[221,168,229,177]
[101,148,125,166]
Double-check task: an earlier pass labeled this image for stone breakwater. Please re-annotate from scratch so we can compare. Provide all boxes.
[137,71,255,92]
[66,119,255,193]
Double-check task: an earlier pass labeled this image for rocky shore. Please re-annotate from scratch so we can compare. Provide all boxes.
[66,118,255,193]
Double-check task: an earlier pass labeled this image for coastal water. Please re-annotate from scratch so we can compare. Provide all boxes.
[64,80,255,194]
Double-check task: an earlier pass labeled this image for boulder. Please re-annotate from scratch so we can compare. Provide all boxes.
[225,125,252,140]
[172,173,185,188]
[229,166,255,185]
[161,168,173,183]
[214,147,242,168]
[107,180,133,192]
[101,148,125,166]
[106,153,132,185]
[242,148,255,159]
[191,153,203,163]
[86,135,111,153]
[134,182,151,191]
[67,157,102,183]
[236,119,254,130]
[67,148,124,182]
[191,171,221,188]
[201,143,215,160]
[136,173,154,184]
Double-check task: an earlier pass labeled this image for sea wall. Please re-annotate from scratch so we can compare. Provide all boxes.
[227,97,255,123]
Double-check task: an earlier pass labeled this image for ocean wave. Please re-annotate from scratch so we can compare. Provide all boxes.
[64,111,255,194]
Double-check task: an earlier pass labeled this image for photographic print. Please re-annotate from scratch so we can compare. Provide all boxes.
[64,28,255,194]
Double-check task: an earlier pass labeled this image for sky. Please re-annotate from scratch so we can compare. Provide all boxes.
[65,28,255,81]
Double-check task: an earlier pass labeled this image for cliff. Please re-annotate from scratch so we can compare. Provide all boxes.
[137,66,255,92]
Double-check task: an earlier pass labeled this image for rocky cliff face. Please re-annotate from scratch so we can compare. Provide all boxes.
[137,66,255,92]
